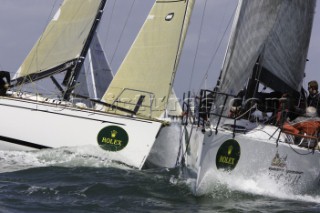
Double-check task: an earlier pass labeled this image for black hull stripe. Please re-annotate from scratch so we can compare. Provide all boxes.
[0,135,51,149]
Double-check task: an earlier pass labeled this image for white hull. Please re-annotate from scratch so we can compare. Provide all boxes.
[189,120,320,194]
[146,122,205,170]
[0,94,163,169]
[181,125,204,177]
[145,121,182,168]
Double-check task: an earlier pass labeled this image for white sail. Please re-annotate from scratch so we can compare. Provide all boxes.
[102,0,195,119]
[14,0,105,86]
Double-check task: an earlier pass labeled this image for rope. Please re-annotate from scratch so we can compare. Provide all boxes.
[188,0,208,91]
[288,142,316,155]
[110,0,136,64]
[176,125,187,167]
[178,124,198,168]
[235,103,258,120]
[197,4,237,92]
[16,0,60,95]
[102,0,116,57]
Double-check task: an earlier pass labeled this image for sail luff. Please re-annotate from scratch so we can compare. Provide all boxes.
[166,0,195,114]
[216,0,242,89]
[89,33,113,99]
[102,0,195,119]
[13,0,106,89]
[88,49,97,98]
[75,32,113,102]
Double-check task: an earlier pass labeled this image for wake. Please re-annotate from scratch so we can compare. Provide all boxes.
[0,145,130,173]
[195,170,320,204]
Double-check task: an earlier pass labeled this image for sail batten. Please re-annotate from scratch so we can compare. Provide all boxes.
[13,0,106,87]
[102,0,195,119]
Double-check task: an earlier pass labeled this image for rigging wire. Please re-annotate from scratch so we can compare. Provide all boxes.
[102,0,116,67]
[109,0,137,65]
[197,4,237,93]
[187,0,208,92]
[17,0,61,97]
[288,143,315,155]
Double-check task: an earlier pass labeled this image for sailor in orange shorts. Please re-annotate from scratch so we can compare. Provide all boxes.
[282,106,320,144]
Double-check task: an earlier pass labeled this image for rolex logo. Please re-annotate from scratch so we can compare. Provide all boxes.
[111,130,118,138]
[98,126,129,152]
[228,145,233,155]
[216,139,240,171]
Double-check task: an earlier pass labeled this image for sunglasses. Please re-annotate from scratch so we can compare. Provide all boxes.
[308,86,317,90]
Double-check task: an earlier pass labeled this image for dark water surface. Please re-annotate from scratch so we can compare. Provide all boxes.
[0,149,319,213]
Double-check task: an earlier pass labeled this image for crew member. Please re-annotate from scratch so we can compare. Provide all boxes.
[282,106,320,147]
[0,71,10,96]
[307,80,320,115]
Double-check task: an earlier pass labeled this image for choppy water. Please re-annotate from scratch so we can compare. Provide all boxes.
[0,148,320,213]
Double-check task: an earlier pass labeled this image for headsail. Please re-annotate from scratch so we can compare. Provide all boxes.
[167,89,183,117]
[75,32,113,102]
[218,0,316,96]
[102,0,195,119]
[13,0,106,95]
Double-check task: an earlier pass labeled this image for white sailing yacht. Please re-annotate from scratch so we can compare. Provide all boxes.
[0,0,194,170]
[182,0,320,194]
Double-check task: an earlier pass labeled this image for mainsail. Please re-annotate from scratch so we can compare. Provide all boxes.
[102,0,195,119]
[13,0,106,97]
[218,0,315,97]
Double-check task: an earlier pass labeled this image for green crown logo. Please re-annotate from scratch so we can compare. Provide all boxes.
[111,130,118,138]
[228,145,233,155]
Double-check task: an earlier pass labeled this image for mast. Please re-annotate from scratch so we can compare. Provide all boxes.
[63,0,107,100]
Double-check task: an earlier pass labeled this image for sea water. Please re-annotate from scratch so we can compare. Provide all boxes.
[0,147,319,213]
